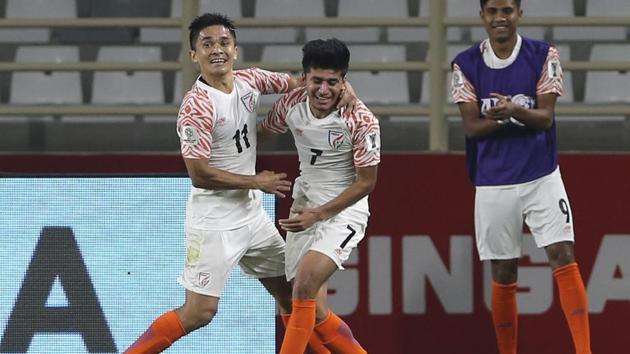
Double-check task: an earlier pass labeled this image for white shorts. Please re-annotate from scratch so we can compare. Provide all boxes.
[475,167,575,260]
[178,207,285,297]
[285,184,369,281]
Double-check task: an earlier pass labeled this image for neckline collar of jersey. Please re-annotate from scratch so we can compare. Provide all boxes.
[481,33,522,69]
[196,75,236,97]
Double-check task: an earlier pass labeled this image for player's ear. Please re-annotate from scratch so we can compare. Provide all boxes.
[234,46,239,61]
[189,49,198,64]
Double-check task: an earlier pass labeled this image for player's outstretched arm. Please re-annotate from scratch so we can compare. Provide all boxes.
[183,158,292,197]
[279,165,377,232]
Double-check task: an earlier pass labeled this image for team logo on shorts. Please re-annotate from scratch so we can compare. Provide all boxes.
[198,272,212,287]
[328,130,344,149]
[240,92,256,112]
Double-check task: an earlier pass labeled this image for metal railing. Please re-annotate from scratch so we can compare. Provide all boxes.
[1,0,629,151]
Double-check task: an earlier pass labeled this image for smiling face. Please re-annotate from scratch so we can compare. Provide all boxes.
[304,68,345,118]
[189,25,238,79]
[480,0,522,43]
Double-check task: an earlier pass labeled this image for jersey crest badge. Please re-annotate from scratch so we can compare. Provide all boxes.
[240,92,255,112]
[328,130,344,149]
[198,272,212,287]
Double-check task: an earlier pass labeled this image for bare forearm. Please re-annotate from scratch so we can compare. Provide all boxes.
[190,167,257,190]
[511,105,554,129]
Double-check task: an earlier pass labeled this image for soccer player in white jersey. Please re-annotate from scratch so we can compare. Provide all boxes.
[451,1,592,353]
[263,38,380,354]
[124,14,354,354]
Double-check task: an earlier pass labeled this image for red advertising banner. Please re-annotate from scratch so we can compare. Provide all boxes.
[260,154,630,354]
[2,153,628,354]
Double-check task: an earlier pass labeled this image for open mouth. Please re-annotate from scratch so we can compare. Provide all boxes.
[315,94,332,101]
[492,24,509,30]
[210,58,227,64]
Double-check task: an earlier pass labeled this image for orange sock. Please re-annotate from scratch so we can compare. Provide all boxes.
[314,311,367,354]
[124,311,186,354]
[554,262,592,354]
[491,281,518,354]
[279,299,317,354]
[281,314,331,354]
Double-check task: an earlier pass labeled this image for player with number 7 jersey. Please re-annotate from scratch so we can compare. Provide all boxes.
[263,38,380,354]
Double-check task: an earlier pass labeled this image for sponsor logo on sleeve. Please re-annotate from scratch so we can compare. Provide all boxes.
[181,125,200,145]
[548,59,561,79]
[365,132,380,152]
[452,70,464,88]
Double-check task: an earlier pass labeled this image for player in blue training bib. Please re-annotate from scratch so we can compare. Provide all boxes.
[451,1,593,353]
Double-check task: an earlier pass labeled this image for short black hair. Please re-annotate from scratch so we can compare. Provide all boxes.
[188,13,237,50]
[301,38,350,76]
[480,0,521,9]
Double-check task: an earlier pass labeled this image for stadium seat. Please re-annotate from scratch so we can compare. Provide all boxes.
[141,0,243,44]
[418,0,479,42]
[584,44,630,103]
[585,0,630,16]
[241,0,325,45]
[0,116,55,151]
[337,0,407,42]
[345,45,409,104]
[306,27,380,43]
[339,0,407,17]
[0,0,76,43]
[54,0,169,44]
[421,45,468,104]
[92,46,164,104]
[255,0,324,17]
[258,45,303,105]
[554,0,626,40]
[10,46,82,104]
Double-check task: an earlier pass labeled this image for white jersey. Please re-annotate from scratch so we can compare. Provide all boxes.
[177,68,290,230]
[263,88,381,196]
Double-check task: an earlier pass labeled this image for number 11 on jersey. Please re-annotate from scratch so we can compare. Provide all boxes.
[233,124,251,153]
